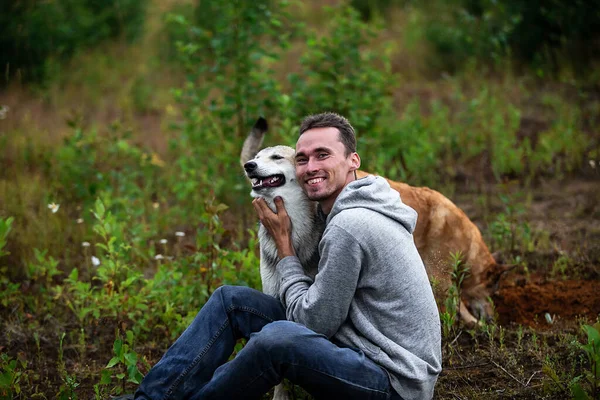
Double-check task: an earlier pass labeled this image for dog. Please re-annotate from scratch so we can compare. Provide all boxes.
[241,118,323,299]
[241,117,512,327]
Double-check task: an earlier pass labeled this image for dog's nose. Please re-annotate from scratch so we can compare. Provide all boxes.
[244,161,257,173]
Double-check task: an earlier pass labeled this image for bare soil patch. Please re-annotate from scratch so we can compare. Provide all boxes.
[495,279,600,328]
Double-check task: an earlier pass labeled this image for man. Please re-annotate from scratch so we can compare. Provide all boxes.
[126,112,441,399]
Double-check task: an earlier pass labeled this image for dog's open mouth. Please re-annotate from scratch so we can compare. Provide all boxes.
[251,174,285,190]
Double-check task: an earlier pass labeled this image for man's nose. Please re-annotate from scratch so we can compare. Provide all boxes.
[305,158,319,173]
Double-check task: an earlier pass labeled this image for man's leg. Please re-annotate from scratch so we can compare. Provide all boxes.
[135,285,287,400]
[199,320,394,400]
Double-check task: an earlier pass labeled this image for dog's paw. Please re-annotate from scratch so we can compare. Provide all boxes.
[272,383,293,400]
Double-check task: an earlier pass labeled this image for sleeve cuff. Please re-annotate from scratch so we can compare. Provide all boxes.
[277,255,305,280]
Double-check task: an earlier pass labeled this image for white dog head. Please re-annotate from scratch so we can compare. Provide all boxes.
[243,145,301,209]
[240,118,306,211]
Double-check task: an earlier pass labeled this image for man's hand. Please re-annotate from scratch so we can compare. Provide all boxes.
[252,197,296,260]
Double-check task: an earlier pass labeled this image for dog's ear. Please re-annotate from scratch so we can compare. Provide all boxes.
[240,117,268,166]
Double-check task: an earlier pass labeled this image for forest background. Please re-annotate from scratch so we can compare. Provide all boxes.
[0,0,599,398]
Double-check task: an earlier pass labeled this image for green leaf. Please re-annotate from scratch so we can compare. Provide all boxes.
[583,324,600,347]
[113,339,123,358]
[95,198,105,219]
[572,383,590,400]
[124,352,137,366]
[126,330,134,346]
[127,364,144,384]
[106,357,120,368]
[121,276,138,290]
[100,369,112,385]
[68,268,79,281]
[0,371,13,387]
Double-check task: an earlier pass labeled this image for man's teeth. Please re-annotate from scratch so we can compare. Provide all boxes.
[308,178,324,184]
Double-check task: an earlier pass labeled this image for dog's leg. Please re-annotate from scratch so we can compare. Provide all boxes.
[273,382,293,400]
[459,300,479,328]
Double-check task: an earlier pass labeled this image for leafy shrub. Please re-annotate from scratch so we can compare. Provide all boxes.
[357,0,600,75]
[349,0,401,21]
[0,0,147,84]
[571,323,600,399]
[422,0,600,74]
[167,0,292,206]
[288,5,395,136]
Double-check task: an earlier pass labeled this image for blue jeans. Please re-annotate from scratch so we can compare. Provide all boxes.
[135,285,398,400]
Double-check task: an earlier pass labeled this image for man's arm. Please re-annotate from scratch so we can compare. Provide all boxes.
[252,197,362,337]
[278,225,362,337]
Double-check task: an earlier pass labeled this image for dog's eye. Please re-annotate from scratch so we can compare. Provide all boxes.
[271,155,283,160]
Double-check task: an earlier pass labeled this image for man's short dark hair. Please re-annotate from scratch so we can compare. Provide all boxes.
[299,112,357,156]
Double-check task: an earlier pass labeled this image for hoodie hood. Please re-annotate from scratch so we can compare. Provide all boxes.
[326,175,417,234]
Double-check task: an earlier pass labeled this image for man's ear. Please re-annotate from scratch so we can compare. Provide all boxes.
[350,152,361,171]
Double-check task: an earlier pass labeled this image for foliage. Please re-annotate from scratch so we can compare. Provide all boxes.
[349,0,404,21]
[489,190,531,254]
[167,0,292,205]
[0,353,28,400]
[0,0,148,84]
[571,323,600,399]
[0,217,13,260]
[441,252,470,340]
[378,0,600,75]
[288,5,394,137]
[105,331,145,390]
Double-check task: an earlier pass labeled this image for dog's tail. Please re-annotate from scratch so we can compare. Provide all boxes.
[240,117,268,167]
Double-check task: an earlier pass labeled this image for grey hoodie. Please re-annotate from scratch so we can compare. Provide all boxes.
[278,175,442,400]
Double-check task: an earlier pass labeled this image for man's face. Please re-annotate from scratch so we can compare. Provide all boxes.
[295,127,360,213]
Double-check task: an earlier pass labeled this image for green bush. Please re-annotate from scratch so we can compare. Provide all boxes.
[357,0,600,75]
[288,5,395,137]
[0,0,147,84]
[167,0,292,206]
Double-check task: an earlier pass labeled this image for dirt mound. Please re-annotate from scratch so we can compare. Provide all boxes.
[494,279,600,327]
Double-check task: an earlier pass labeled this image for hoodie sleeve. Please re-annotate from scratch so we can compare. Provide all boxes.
[278,225,363,338]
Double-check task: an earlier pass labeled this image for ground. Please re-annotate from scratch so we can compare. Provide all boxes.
[434,176,600,399]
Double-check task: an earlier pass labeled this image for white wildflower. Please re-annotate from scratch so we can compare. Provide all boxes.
[153,202,160,209]
[91,256,100,266]
[175,231,185,237]
[160,239,168,244]
[0,105,9,120]
[48,203,60,213]
[590,160,596,169]
[77,218,84,224]
[155,254,164,260]
[82,242,90,247]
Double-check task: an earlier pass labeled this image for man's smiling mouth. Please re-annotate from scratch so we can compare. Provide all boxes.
[307,177,325,185]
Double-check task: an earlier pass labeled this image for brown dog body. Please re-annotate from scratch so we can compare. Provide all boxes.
[358,171,510,325]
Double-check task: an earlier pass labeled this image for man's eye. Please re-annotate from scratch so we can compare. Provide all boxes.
[296,159,307,164]
[318,153,328,159]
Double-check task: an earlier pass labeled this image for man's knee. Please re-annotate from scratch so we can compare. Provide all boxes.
[213,285,258,303]
[250,321,313,357]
